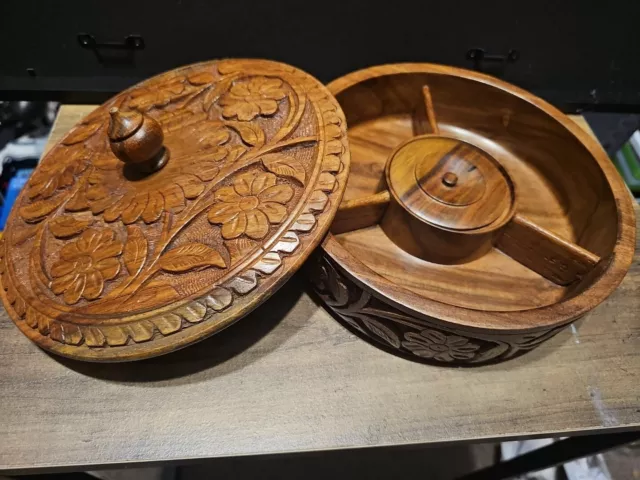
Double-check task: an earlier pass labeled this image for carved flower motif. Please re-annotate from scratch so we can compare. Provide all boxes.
[208,171,293,240]
[49,228,123,304]
[27,146,89,200]
[402,329,480,362]
[73,129,228,224]
[219,77,286,121]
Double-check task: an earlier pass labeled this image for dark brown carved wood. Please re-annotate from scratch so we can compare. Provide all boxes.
[312,63,635,365]
[0,59,350,362]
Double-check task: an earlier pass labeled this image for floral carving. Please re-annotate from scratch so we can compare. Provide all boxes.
[196,126,231,161]
[208,172,293,240]
[27,146,89,200]
[219,77,286,121]
[62,120,103,146]
[402,330,480,362]
[0,60,348,361]
[49,228,123,305]
[311,255,568,365]
[74,138,223,224]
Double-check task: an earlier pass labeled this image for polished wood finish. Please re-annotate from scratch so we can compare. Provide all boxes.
[0,59,350,362]
[497,214,601,286]
[412,85,440,135]
[108,108,170,173]
[331,190,390,234]
[0,106,637,473]
[314,64,635,365]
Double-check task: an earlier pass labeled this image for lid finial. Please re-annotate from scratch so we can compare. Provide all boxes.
[108,108,169,173]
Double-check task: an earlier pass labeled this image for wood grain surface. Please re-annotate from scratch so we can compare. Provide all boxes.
[0,106,638,473]
[320,64,635,369]
[0,60,350,362]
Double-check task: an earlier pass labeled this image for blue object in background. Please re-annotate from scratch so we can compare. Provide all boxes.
[0,169,33,230]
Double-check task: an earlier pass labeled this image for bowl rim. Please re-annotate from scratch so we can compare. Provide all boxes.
[322,62,636,332]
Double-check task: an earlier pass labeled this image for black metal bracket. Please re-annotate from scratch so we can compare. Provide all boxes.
[77,34,145,65]
[467,48,519,75]
[78,34,145,50]
[457,431,640,480]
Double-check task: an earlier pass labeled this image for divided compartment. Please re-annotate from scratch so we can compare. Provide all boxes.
[313,64,635,365]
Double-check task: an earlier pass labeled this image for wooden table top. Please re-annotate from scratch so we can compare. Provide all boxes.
[0,106,638,473]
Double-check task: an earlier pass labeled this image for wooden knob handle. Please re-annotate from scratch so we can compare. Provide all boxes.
[108,107,169,173]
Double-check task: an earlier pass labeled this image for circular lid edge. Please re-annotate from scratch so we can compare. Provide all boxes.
[0,59,351,361]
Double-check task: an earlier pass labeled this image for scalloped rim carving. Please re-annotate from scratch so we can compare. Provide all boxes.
[0,60,350,362]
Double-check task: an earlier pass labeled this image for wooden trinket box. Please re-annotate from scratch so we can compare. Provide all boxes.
[0,60,634,364]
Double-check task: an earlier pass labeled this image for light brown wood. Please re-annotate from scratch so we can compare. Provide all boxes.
[0,105,638,473]
[107,108,170,173]
[316,64,636,365]
[497,213,601,285]
[412,85,440,135]
[331,190,390,234]
[0,60,350,362]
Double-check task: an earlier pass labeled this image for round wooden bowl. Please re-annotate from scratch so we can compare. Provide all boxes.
[309,64,636,366]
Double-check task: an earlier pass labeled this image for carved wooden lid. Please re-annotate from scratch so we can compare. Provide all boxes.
[386,135,514,232]
[0,59,350,361]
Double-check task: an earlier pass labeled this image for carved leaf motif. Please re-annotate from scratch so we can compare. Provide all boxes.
[4,62,347,358]
[361,317,401,348]
[226,145,247,163]
[261,153,306,185]
[226,121,266,147]
[227,238,255,261]
[11,224,39,246]
[325,263,350,307]
[123,225,148,276]
[62,122,102,146]
[187,71,215,86]
[65,186,90,212]
[341,316,367,335]
[203,75,237,112]
[49,216,91,239]
[19,196,64,223]
[128,80,189,111]
[155,243,226,273]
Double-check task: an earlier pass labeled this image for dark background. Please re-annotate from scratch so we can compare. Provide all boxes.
[1,0,639,111]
